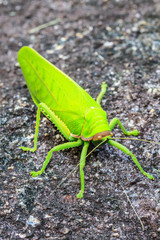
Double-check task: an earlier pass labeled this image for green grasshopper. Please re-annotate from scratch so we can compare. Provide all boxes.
[18,46,154,198]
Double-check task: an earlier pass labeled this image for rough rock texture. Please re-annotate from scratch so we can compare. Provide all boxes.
[0,0,160,239]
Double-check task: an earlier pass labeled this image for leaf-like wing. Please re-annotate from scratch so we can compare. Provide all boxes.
[18,47,101,135]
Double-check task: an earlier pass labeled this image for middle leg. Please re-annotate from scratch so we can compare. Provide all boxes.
[109,118,139,136]
[31,139,83,177]
[77,141,90,199]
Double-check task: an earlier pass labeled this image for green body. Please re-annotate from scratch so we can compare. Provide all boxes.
[18,47,154,199]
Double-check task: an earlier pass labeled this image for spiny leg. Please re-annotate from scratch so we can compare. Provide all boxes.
[31,139,83,177]
[109,117,139,136]
[108,139,154,180]
[20,107,41,152]
[77,141,90,199]
[20,102,74,152]
[39,103,72,141]
[96,82,107,106]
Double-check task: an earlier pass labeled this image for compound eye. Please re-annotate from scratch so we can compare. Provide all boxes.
[97,136,102,140]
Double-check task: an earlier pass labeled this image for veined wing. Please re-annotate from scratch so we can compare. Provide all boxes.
[18,47,102,134]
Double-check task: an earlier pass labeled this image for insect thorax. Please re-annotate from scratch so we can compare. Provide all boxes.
[81,107,111,140]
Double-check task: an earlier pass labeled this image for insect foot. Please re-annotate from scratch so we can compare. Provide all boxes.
[76,190,84,199]
[30,171,42,177]
[20,146,36,152]
[144,172,154,180]
[127,129,140,136]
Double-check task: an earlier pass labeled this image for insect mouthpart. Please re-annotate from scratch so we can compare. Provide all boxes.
[81,131,113,141]
[92,131,113,141]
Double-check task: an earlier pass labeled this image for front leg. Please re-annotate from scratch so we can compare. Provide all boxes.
[109,118,139,136]
[31,139,83,177]
[76,141,90,199]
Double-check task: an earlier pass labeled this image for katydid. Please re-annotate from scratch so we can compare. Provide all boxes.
[18,46,154,199]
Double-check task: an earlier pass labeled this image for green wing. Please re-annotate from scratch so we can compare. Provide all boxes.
[18,47,101,135]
